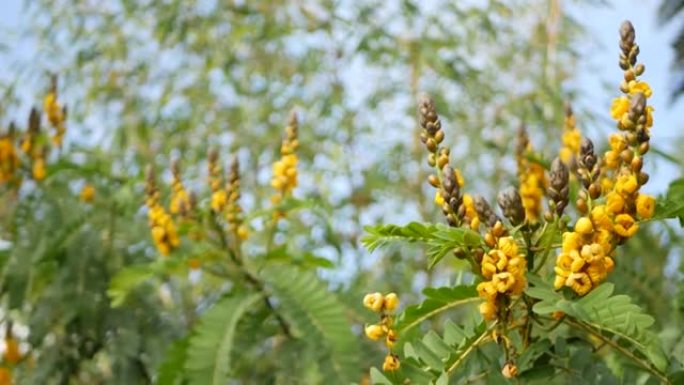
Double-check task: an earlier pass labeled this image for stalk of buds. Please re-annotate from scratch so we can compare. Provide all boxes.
[497,187,525,226]
[418,95,465,227]
[576,138,601,213]
[547,157,569,218]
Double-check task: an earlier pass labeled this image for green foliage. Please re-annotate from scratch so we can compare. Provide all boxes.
[527,278,668,373]
[184,293,261,385]
[262,265,360,384]
[363,222,482,268]
[396,285,479,334]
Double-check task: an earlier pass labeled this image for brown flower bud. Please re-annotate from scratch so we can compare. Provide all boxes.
[548,157,569,216]
[473,194,501,228]
[497,187,525,225]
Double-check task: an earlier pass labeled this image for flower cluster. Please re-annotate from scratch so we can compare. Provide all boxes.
[419,96,471,228]
[477,237,527,320]
[208,149,227,213]
[554,218,615,295]
[559,104,582,168]
[554,21,655,296]
[43,75,67,148]
[516,125,547,223]
[363,292,400,372]
[0,128,20,185]
[145,167,180,256]
[271,111,299,207]
[170,160,192,215]
[226,157,248,241]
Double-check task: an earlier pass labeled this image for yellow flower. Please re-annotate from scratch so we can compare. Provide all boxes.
[363,292,384,313]
[454,168,465,188]
[384,293,399,312]
[636,194,655,219]
[628,80,653,98]
[479,300,497,321]
[610,96,630,121]
[477,281,497,301]
[434,191,444,206]
[385,329,397,348]
[562,232,582,252]
[502,363,518,379]
[590,205,613,232]
[497,237,519,258]
[237,225,249,241]
[382,354,400,372]
[614,214,638,238]
[3,338,20,364]
[609,133,627,152]
[364,324,385,341]
[645,105,654,128]
[492,272,515,293]
[80,184,96,203]
[586,262,607,285]
[0,367,11,385]
[553,274,567,290]
[565,272,592,296]
[606,192,625,214]
[575,217,593,235]
[32,158,46,181]
[211,190,227,212]
[615,174,638,195]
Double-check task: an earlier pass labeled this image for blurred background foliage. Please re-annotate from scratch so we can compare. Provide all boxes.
[0,0,681,384]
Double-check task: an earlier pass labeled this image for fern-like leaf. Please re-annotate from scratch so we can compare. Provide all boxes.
[527,282,668,372]
[184,293,261,385]
[396,285,479,334]
[362,222,482,268]
[262,265,359,385]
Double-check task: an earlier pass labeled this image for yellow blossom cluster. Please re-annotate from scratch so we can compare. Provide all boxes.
[207,149,227,213]
[170,162,192,215]
[516,127,547,223]
[0,133,20,185]
[363,292,400,372]
[145,170,180,256]
[477,237,527,320]
[553,218,615,296]
[271,112,299,206]
[559,105,582,166]
[0,367,10,385]
[43,77,67,148]
[555,22,655,296]
[226,157,249,241]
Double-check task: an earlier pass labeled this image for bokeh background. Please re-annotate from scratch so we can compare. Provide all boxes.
[0,0,682,384]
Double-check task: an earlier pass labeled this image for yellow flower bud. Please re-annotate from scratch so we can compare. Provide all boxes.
[502,363,518,379]
[574,217,593,235]
[364,324,385,341]
[383,293,399,312]
[362,292,384,313]
[382,354,400,372]
[479,300,497,321]
[80,184,96,203]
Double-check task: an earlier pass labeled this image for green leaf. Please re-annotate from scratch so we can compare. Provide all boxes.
[654,178,684,225]
[396,285,479,334]
[528,281,668,373]
[107,265,155,308]
[361,222,438,252]
[262,265,359,385]
[157,337,189,385]
[184,293,261,385]
[369,367,393,385]
[362,222,482,268]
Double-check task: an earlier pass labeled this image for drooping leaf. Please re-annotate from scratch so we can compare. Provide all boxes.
[396,285,479,334]
[184,293,261,385]
[157,337,189,385]
[262,265,359,384]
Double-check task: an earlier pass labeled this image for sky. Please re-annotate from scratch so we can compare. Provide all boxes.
[0,0,681,192]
